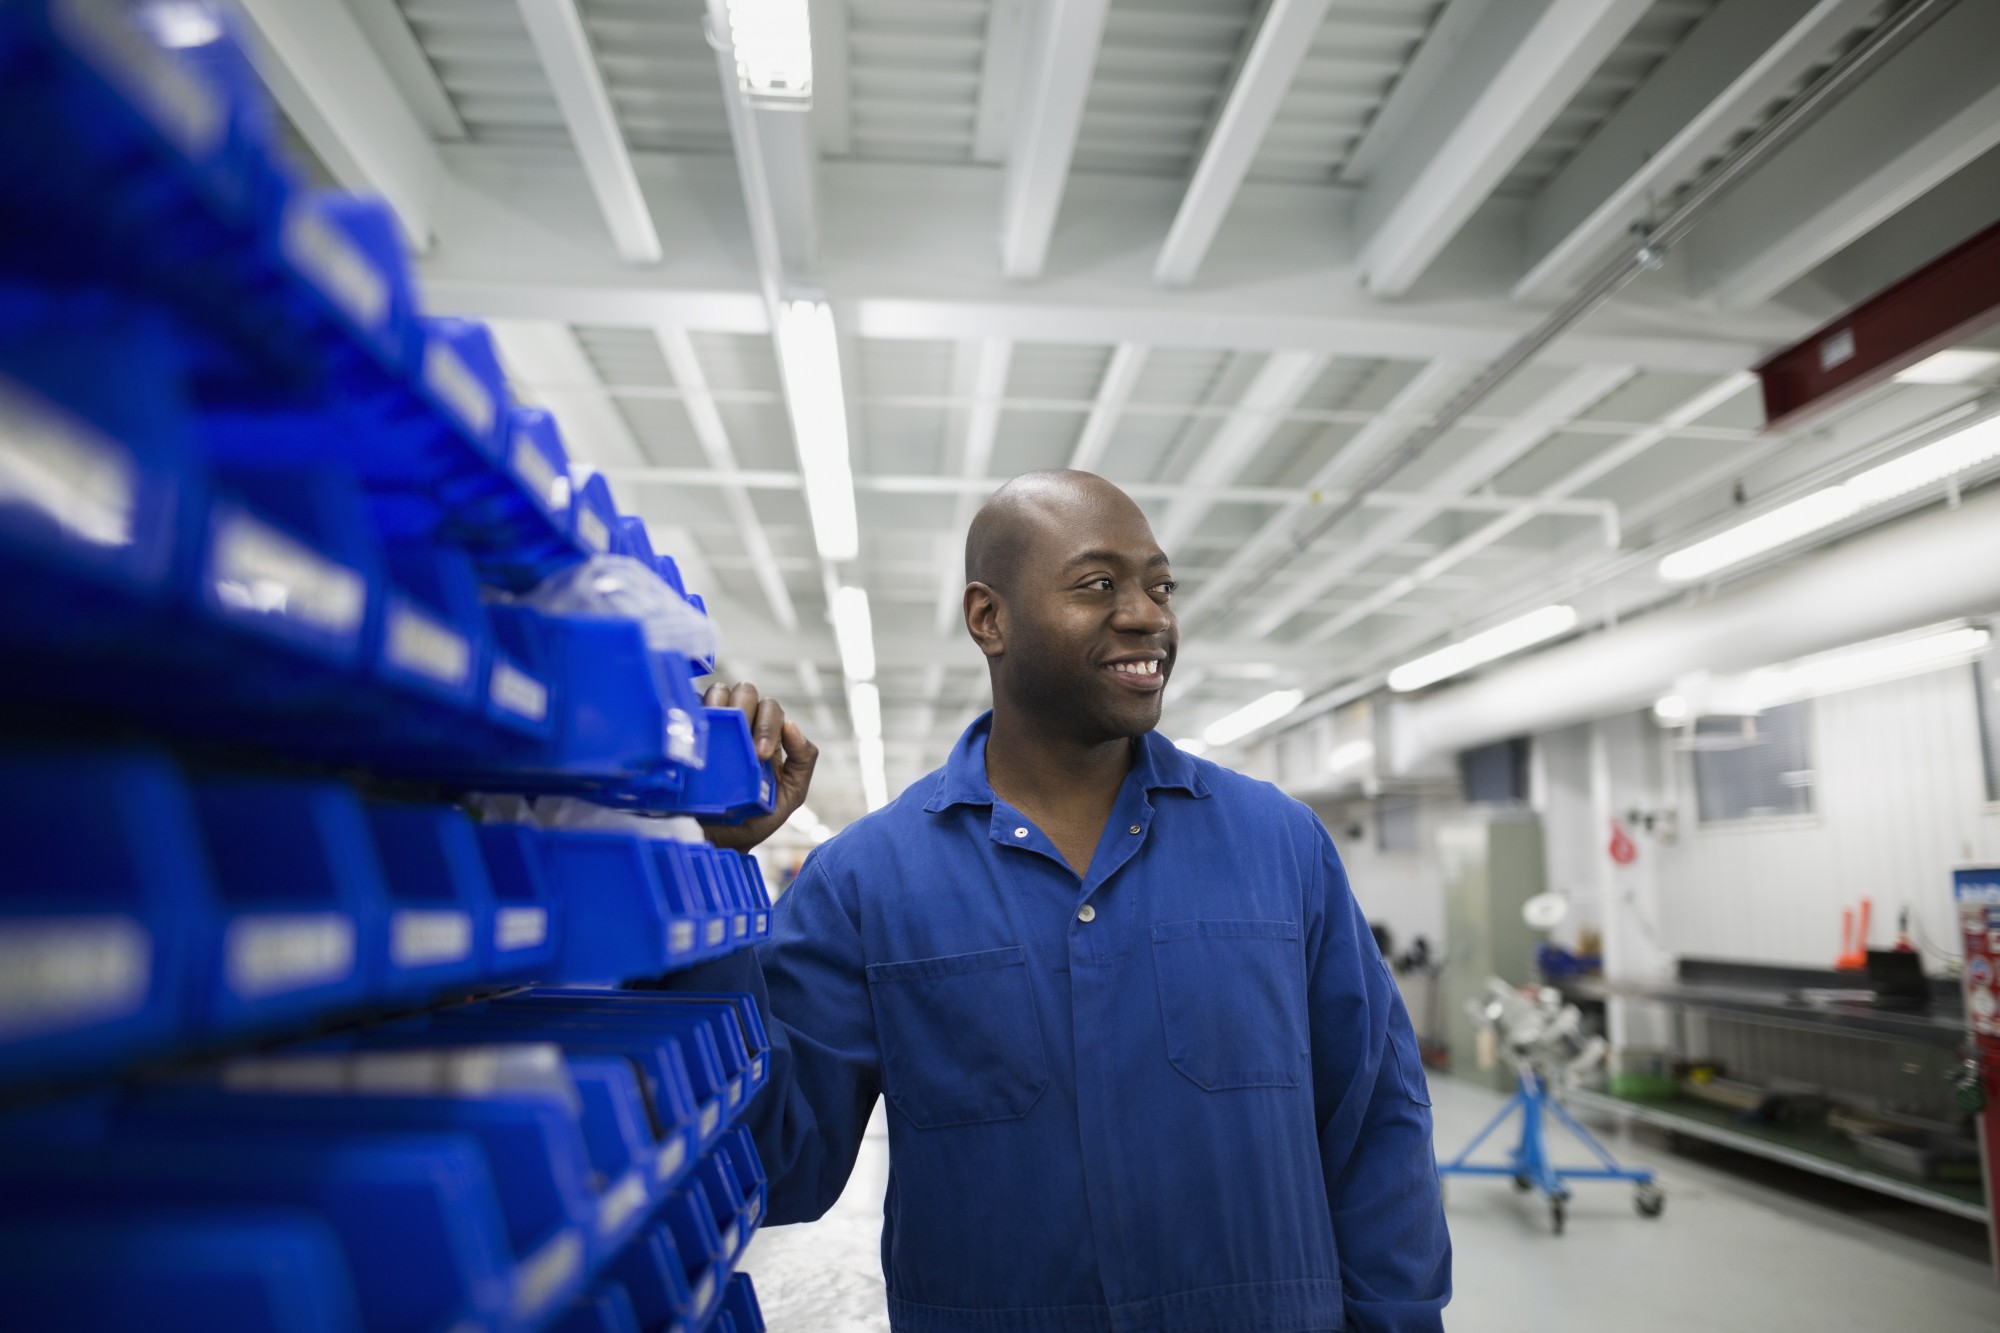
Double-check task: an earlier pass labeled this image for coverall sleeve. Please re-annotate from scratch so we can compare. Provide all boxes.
[1307,825,1451,1332]
[661,850,881,1225]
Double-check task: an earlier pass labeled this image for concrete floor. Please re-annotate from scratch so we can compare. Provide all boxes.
[742,1075,2000,1331]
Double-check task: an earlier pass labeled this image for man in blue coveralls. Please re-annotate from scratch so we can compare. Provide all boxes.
[687,470,1450,1332]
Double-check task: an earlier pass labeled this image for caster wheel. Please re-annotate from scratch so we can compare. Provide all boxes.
[1512,1175,1533,1193]
[1636,1183,1665,1217]
[1550,1197,1567,1236]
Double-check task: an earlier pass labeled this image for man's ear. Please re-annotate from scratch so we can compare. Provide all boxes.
[963,582,1005,660]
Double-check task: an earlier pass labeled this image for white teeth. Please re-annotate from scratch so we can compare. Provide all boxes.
[1110,661,1159,676]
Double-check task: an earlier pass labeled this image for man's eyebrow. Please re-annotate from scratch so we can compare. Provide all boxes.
[1062,549,1172,569]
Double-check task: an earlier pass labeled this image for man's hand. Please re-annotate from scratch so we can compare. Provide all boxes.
[699,681,819,852]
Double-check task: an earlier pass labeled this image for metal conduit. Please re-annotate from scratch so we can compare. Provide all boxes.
[1216,0,1962,624]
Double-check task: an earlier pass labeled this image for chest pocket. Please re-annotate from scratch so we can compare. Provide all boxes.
[1151,919,1308,1091]
[866,946,1050,1129]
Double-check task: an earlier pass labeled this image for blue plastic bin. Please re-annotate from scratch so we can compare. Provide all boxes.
[673,709,776,823]
[0,1131,518,1333]
[0,749,212,1083]
[542,830,702,982]
[187,778,378,1040]
[364,804,496,1002]
[572,472,617,557]
[476,823,561,982]
[0,1207,365,1333]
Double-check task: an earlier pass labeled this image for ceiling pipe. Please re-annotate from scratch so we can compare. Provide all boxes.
[1386,481,2000,771]
[1213,0,1961,616]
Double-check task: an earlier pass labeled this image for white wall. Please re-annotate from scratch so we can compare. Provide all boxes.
[1311,796,1454,957]
[1650,663,2000,971]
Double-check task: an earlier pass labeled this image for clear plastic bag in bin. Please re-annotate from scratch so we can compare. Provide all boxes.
[517,555,721,662]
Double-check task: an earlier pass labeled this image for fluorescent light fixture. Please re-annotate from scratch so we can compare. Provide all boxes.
[1387,605,1579,693]
[1656,624,1991,721]
[723,0,813,103]
[1202,689,1305,748]
[775,301,858,562]
[1328,740,1375,772]
[1660,413,2000,583]
[829,585,875,682]
[858,735,889,812]
[142,2,222,48]
[1893,349,2000,385]
[845,679,881,743]
[1778,625,1989,699]
[1173,737,1209,757]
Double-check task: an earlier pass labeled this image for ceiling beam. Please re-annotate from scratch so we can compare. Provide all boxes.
[1514,0,1879,303]
[1067,343,1147,471]
[485,318,648,471]
[811,0,853,157]
[515,0,662,264]
[972,0,1035,164]
[1153,0,1335,287]
[600,463,1619,522]
[345,0,468,142]
[1174,358,1470,622]
[933,340,1014,632]
[1240,363,1636,639]
[1299,373,1755,645]
[1338,0,1491,186]
[999,0,1114,279]
[655,328,801,632]
[1153,351,1326,552]
[419,154,1784,373]
[1353,0,1650,297]
[233,0,445,251]
[1689,0,2000,311]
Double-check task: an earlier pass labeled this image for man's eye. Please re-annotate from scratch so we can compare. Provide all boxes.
[1155,581,1177,597]
[1088,577,1114,591]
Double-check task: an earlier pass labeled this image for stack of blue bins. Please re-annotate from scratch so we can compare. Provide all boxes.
[0,4,780,1330]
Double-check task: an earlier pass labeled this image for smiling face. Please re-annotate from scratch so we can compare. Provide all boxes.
[965,472,1179,743]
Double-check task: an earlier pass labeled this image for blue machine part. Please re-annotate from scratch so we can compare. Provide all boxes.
[0,1207,366,1333]
[365,803,496,1002]
[0,749,213,1084]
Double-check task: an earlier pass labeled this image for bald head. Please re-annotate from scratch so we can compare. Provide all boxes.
[965,470,1152,595]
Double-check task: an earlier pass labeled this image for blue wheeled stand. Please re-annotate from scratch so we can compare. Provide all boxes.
[1438,1066,1665,1235]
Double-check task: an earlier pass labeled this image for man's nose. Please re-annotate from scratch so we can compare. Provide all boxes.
[1113,587,1174,635]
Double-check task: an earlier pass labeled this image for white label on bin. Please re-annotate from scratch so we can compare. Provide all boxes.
[54,0,225,157]
[511,1228,582,1320]
[755,913,769,935]
[386,603,471,687]
[664,707,699,766]
[596,1169,648,1238]
[495,906,548,952]
[752,1054,765,1082]
[699,1102,720,1138]
[655,1135,688,1183]
[509,431,564,513]
[575,507,609,554]
[727,1077,742,1108]
[225,914,355,998]
[693,1272,716,1316]
[721,1222,740,1258]
[0,915,150,1037]
[705,919,726,948]
[210,512,367,637]
[282,206,389,333]
[733,914,748,940]
[0,380,137,549]
[489,660,549,723]
[669,920,695,954]
[390,910,472,967]
[425,343,496,440]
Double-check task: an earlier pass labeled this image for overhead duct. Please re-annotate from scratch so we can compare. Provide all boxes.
[1387,483,2000,771]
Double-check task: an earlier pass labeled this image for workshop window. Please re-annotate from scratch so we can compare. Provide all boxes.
[1692,700,1816,823]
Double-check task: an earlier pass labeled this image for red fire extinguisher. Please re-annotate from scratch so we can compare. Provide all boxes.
[1608,820,1637,866]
